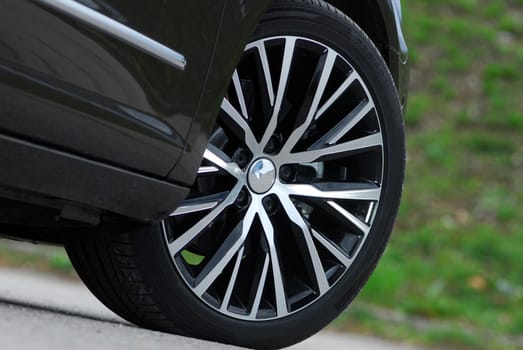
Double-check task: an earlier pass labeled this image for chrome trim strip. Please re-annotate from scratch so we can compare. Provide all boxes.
[36,0,187,70]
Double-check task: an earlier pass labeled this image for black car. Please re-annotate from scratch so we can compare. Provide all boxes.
[0,0,408,348]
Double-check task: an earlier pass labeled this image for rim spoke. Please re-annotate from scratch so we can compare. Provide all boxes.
[258,207,288,316]
[327,201,370,235]
[204,145,242,179]
[254,42,275,107]
[259,37,296,149]
[315,71,358,120]
[167,184,242,255]
[170,192,228,216]
[278,194,330,295]
[232,70,249,119]
[198,165,220,175]
[221,98,258,152]
[249,253,270,319]
[280,49,337,155]
[287,133,382,164]
[167,36,386,321]
[311,229,352,267]
[312,99,375,148]
[193,205,256,296]
[220,246,245,311]
[285,182,380,201]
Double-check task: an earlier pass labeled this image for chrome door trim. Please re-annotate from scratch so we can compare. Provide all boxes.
[36,0,187,70]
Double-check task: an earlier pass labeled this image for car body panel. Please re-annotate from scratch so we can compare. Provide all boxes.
[377,0,409,107]
[0,0,224,176]
[0,133,189,221]
[167,0,273,185]
[0,0,272,219]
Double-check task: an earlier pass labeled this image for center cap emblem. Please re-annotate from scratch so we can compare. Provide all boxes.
[247,158,276,194]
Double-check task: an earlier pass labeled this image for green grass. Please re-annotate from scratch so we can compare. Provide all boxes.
[0,242,75,278]
[334,0,523,348]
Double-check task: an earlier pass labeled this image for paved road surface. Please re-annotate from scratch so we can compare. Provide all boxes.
[0,267,419,350]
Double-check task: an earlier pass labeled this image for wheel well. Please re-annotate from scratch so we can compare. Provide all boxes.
[325,0,390,65]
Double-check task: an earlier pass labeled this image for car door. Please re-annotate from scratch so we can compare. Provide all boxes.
[0,0,226,177]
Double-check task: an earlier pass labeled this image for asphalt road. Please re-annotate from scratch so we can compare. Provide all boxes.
[0,267,419,350]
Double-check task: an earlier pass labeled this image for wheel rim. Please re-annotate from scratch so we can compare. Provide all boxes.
[164,36,384,321]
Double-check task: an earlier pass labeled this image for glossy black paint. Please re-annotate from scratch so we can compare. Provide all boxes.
[168,0,273,184]
[0,133,189,221]
[376,0,409,107]
[0,0,225,176]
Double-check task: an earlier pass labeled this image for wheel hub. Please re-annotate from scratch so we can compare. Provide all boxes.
[247,158,276,194]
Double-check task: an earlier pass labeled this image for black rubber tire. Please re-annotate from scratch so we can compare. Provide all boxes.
[66,1,405,348]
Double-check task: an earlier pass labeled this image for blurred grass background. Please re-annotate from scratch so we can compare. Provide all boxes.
[1,0,522,348]
[335,0,523,348]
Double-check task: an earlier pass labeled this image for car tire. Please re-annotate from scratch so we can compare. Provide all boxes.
[66,0,405,348]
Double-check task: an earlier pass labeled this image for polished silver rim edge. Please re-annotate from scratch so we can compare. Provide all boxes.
[164,36,384,321]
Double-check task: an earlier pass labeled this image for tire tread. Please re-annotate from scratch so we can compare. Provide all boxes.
[66,232,173,330]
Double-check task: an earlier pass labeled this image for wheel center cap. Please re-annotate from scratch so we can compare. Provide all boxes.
[247,158,276,194]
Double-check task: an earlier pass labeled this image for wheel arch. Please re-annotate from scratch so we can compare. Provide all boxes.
[324,0,390,65]
[323,0,409,110]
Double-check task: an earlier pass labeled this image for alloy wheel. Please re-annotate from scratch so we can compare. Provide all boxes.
[164,36,384,321]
